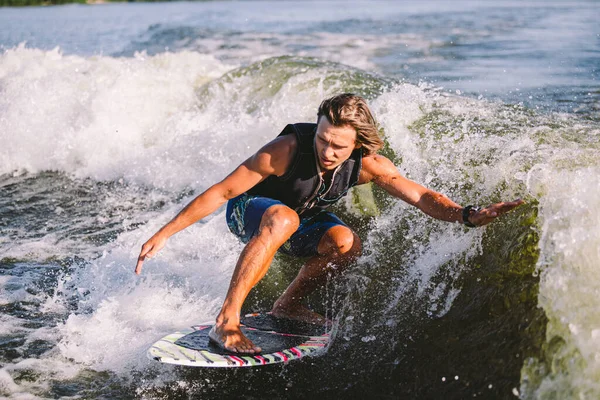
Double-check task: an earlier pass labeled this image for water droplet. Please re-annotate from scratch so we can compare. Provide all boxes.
[361,335,376,342]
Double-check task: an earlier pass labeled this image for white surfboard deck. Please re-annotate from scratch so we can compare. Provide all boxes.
[147,312,331,367]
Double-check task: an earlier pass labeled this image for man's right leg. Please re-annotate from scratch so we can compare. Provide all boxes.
[211,204,299,354]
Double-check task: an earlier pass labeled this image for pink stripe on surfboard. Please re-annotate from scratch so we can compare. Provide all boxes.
[228,355,245,366]
[290,347,302,357]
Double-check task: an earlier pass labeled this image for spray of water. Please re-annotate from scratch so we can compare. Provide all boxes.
[1,44,599,398]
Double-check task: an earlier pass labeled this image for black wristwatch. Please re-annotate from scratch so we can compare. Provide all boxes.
[462,205,481,228]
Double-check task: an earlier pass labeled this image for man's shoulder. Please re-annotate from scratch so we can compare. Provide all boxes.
[260,132,296,154]
[254,130,299,176]
[358,154,396,183]
[273,122,317,153]
[360,153,390,165]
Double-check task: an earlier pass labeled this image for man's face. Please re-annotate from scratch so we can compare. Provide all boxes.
[315,117,359,171]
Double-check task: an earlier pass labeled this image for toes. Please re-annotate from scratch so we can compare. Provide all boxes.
[216,329,260,354]
[241,343,261,354]
[225,341,258,354]
[236,348,252,354]
[242,344,258,354]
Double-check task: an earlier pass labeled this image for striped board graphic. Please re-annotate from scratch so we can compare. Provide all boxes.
[147,313,331,367]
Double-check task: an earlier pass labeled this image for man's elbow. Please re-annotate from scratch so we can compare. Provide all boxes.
[203,184,236,204]
[222,187,242,201]
[223,188,234,201]
[414,190,440,210]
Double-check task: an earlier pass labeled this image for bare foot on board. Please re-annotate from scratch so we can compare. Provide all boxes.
[208,324,262,354]
[271,302,331,327]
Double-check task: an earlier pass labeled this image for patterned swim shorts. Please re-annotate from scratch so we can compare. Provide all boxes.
[226,193,348,258]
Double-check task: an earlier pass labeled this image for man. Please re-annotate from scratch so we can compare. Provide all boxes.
[135,93,523,354]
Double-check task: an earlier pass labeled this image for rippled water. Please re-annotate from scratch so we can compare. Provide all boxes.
[1,1,599,399]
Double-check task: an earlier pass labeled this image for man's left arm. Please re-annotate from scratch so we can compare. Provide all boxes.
[359,155,523,227]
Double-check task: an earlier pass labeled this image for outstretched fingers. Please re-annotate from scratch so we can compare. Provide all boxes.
[488,199,524,215]
[472,199,524,226]
[135,237,165,275]
[135,244,150,275]
[488,199,525,215]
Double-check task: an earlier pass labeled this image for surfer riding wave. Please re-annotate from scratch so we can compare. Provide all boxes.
[135,94,523,354]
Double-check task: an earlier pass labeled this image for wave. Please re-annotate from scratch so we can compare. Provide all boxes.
[1,45,600,398]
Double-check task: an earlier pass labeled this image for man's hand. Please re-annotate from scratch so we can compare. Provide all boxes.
[468,199,525,227]
[135,234,168,275]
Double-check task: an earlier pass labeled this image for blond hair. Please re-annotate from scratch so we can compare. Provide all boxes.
[317,93,383,155]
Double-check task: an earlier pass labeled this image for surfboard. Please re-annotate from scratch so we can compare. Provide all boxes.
[147,312,331,367]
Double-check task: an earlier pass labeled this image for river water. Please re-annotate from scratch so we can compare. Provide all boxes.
[0,1,599,399]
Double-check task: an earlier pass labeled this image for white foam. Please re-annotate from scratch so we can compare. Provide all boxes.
[1,357,81,398]
[49,207,242,373]
[0,45,234,185]
[0,369,22,398]
[521,165,600,398]
[2,42,600,398]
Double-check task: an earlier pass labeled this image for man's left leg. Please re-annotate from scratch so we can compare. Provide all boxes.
[271,224,361,323]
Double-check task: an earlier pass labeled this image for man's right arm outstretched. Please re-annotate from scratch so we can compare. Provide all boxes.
[134,135,295,275]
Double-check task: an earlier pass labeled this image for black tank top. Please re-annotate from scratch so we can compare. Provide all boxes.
[247,123,363,216]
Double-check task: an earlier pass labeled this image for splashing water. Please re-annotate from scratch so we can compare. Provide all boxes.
[1,2,599,399]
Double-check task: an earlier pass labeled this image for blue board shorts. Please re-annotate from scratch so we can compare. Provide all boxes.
[226,193,348,258]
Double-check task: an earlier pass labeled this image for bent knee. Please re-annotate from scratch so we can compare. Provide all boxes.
[260,205,300,236]
[319,225,362,257]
